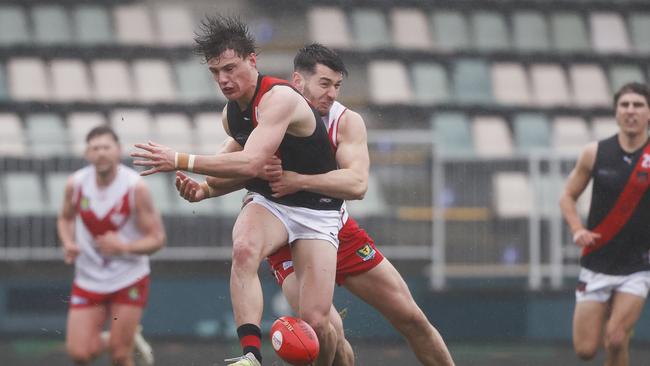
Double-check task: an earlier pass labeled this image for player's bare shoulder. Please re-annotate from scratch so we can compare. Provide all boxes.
[338,109,368,142]
[577,141,598,172]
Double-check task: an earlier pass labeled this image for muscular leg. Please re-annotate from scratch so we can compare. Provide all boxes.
[292,239,338,366]
[230,203,288,327]
[573,300,608,360]
[106,304,144,366]
[282,273,355,366]
[66,305,108,365]
[343,259,454,366]
[603,292,645,366]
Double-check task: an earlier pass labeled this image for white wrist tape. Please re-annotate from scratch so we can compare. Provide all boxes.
[188,154,196,172]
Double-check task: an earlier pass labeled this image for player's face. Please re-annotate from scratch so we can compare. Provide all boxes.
[615,92,650,137]
[207,49,257,103]
[85,134,121,175]
[301,64,343,116]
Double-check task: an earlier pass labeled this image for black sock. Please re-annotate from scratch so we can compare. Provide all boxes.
[237,323,262,362]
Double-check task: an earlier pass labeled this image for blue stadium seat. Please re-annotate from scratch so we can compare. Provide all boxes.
[471,11,510,51]
[512,11,550,51]
[431,10,469,51]
[4,172,44,215]
[608,64,644,93]
[452,59,492,104]
[629,14,650,53]
[175,59,222,102]
[512,113,551,154]
[32,5,73,44]
[351,9,390,49]
[0,5,29,45]
[411,62,449,104]
[550,12,590,52]
[25,114,69,156]
[431,112,474,156]
[73,5,113,44]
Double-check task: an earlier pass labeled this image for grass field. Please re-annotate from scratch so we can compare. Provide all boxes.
[3,337,650,365]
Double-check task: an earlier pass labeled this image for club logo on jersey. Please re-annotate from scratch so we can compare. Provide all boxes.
[128,286,140,300]
[356,243,376,262]
[80,197,90,210]
[642,153,650,169]
[576,281,587,293]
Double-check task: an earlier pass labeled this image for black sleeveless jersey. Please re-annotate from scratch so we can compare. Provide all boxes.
[226,74,342,211]
[582,134,650,274]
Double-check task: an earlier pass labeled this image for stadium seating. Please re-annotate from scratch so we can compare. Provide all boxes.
[73,5,113,45]
[0,5,29,45]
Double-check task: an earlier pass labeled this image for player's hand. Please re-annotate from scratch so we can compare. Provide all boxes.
[259,155,283,182]
[270,171,302,198]
[63,242,80,264]
[573,229,601,247]
[175,171,206,202]
[95,231,127,256]
[131,141,176,176]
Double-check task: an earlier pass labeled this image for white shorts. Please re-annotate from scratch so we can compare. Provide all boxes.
[246,192,341,248]
[575,268,650,302]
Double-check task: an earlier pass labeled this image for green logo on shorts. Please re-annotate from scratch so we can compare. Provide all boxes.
[128,287,140,300]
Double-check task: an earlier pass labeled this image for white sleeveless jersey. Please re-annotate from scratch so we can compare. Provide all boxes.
[323,101,350,224]
[71,164,149,293]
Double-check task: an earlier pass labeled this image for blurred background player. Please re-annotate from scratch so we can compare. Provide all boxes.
[176,43,454,366]
[131,16,343,366]
[559,82,650,366]
[57,126,165,366]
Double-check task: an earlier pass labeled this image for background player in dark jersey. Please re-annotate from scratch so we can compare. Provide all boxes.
[131,16,342,366]
[176,43,454,366]
[560,82,650,366]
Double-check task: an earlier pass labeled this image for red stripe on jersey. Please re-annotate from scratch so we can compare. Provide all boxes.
[77,188,132,238]
[583,143,650,256]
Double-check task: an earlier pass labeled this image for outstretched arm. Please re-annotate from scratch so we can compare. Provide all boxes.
[131,86,300,179]
[270,110,369,200]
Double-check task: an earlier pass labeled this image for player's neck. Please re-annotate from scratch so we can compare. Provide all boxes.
[95,167,118,188]
[235,71,260,110]
[619,132,649,153]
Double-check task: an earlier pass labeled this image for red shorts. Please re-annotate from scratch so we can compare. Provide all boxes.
[69,276,150,309]
[267,217,384,286]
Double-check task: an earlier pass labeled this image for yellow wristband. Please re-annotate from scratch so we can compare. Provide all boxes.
[176,152,190,170]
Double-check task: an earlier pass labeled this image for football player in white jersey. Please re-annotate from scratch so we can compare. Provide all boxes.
[58,125,165,366]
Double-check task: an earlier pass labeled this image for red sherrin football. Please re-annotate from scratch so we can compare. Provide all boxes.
[270,316,319,365]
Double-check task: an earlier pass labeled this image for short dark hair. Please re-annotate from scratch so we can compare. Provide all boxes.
[193,15,256,63]
[614,82,650,107]
[294,43,348,77]
[86,125,119,144]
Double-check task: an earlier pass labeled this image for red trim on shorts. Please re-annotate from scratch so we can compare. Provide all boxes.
[267,217,384,286]
[69,276,150,309]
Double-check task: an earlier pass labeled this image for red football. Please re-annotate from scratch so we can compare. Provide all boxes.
[270,316,319,365]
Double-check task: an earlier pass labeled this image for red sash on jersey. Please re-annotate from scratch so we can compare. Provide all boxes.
[583,143,650,256]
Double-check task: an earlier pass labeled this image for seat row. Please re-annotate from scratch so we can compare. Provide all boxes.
[1,57,644,107]
[0,110,227,157]
[0,3,194,47]
[310,6,650,54]
[432,112,618,157]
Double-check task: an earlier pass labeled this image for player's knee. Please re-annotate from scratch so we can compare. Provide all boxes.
[574,342,598,360]
[301,311,331,338]
[108,344,132,366]
[67,345,97,364]
[231,239,261,270]
[604,328,627,354]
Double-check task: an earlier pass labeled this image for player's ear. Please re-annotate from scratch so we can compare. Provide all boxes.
[247,53,257,68]
[292,71,304,90]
